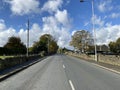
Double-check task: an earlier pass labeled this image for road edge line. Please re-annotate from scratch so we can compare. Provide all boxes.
[68,55,120,75]
[92,63,120,75]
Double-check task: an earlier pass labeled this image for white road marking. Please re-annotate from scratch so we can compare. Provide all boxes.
[63,64,65,69]
[92,63,120,75]
[69,80,75,90]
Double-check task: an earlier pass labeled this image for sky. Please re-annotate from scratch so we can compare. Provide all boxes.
[0,0,120,49]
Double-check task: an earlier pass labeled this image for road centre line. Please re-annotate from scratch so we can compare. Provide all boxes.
[69,80,75,90]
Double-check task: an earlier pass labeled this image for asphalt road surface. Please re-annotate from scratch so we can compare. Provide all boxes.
[0,54,120,90]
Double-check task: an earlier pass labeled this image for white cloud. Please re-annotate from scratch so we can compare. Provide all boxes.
[0,27,16,47]
[105,22,112,27]
[96,25,120,45]
[66,0,70,4]
[41,0,63,13]
[0,19,6,31]
[18,23,42,46]
[71,30,76,36]
[98,0,113,12]
[92,15,104,27]
[41,11,71,48]
[57,28,71,48]
[5,0,40,15]
[0,8,71,48]
[55,10,69,26]
[110,13,120,18]
[1,0,72,49]
[0,20,42,47]
[90,14,120,45]
[84,21,89,26]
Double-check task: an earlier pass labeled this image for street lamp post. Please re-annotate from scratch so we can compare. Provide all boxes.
[80,0,97,61]
[91,0,97,61]
[27,19,29,57]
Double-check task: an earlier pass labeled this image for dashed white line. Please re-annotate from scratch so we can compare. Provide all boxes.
[63,64,65,69]
[69,80,75,90]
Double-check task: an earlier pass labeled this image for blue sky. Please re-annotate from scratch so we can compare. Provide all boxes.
[0,0,120,49]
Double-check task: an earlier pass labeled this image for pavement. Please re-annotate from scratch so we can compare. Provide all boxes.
[71,54,120,74]
[0,54,120,90]
[0,56,46,81]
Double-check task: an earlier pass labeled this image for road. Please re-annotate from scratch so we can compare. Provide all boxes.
[0,54,120,90]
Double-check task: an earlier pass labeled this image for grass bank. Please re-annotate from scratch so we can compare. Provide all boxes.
[0,56,14,59]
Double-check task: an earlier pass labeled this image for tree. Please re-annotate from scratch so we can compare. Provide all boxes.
[116,38,120,53]
[4,36,26,55]
[49,40,58,54]
[70,30,93,53]
[31,34,58,55]
[109,37,120,53]
[109,41,117,53]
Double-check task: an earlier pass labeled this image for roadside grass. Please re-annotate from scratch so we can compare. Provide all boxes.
[0,56,14,59]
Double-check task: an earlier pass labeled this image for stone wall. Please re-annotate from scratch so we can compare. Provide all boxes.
[0,55,41,70]
[98,55,120,66]
[67,52,120,66]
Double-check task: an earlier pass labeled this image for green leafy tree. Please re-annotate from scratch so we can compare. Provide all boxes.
[4,36,26,55]
[109,42,117,53]
[70,30,93,53]
[109,37,120,53]
[115,38,120,53]
[31,34,58,55]
[49,40,58,54]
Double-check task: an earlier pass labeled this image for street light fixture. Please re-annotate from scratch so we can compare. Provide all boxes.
[80,0,84,2]
[80,0,97,61]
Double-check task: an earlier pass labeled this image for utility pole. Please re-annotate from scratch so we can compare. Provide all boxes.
[27,19,29,57]
[91,0,97,61]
